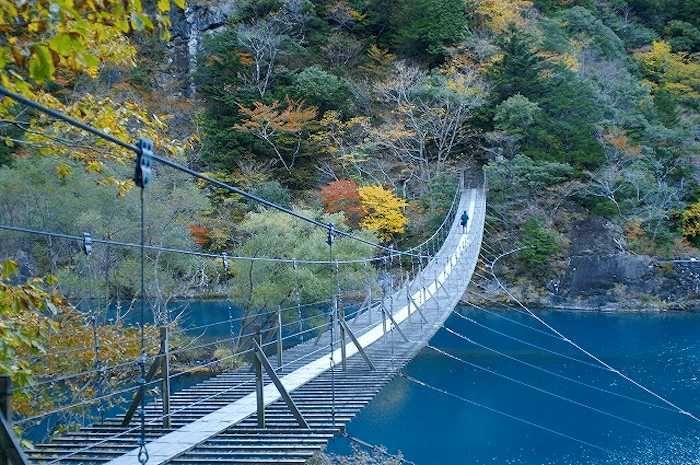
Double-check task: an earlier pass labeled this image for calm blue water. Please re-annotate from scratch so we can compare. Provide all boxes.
[327,307,700,465]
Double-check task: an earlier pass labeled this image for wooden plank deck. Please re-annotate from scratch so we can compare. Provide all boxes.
[26,186,486,465]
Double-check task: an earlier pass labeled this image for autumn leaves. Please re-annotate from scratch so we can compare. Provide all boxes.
[320,179,408,242]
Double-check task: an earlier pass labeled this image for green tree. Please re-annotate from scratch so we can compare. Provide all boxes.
[493,94,541,136]
[490,24,545,101]
[388,0,467,59]
[518,218,560,274]
[227,208,377,345]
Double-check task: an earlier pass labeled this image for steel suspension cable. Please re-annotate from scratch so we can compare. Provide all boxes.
[0,86,433,260]
[0,224,421,264]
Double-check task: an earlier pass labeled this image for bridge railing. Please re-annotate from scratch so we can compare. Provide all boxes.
[0,87,466,461]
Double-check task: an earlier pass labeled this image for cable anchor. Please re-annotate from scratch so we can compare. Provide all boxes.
[134,138,153,188]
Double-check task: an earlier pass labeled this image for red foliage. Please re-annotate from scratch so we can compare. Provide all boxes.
[189,224,210,247]
[320,179,363,226]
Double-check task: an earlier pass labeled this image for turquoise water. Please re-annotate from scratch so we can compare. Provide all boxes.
[327,307,700,465]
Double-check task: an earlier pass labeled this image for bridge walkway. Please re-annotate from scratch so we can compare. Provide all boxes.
[26,185,486,465]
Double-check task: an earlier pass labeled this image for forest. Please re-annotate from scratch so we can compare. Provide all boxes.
[0,0,698,445]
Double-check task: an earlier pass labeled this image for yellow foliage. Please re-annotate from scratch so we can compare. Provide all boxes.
[0,0,187,190]
[310,111,370,165]
[635,41,700,105]
[15,93,178,193]
[473,0,532,32]
[0,0,184,91]
[361,45,396,76]
[0,259,158,418]
[358,185,408,242]
[681,201,700,240]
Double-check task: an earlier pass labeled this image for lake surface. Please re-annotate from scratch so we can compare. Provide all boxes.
[327,307,700,465]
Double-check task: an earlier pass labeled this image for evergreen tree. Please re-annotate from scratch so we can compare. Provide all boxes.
[491,24,545,101]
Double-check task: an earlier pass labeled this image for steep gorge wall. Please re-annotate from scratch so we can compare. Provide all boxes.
[168,0,236,95]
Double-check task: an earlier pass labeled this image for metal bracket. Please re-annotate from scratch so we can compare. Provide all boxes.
[134,138,153,188]
[253,342,310,429]
[82,232,93,256]
[338,319,375,371]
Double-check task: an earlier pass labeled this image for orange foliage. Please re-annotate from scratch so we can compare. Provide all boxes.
[235,99,317,133]
[320,179,363,226]
[189,224,211,247]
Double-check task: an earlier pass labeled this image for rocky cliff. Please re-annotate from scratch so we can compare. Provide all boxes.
[168,0,236,95]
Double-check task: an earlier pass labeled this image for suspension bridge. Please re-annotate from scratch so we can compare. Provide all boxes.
[0,87,697,465]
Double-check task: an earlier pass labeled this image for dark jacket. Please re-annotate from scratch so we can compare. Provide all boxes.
[460,211,469,226]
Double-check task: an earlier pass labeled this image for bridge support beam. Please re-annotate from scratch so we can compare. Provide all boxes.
[254,342,310,429]
[338,320,375,371]
[407,292,429,325]
[122,326,171,427]
[0,377,29,465]
[160,327,171,428]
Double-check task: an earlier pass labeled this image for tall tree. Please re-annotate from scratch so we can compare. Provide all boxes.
[491,24,545,101]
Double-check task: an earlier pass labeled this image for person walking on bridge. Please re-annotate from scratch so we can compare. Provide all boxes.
[460,210,469,234]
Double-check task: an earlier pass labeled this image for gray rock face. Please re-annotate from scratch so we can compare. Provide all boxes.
[559,254,700,309]
[566,255,654,296]
[169,0,236,95]
[568,217,624,256]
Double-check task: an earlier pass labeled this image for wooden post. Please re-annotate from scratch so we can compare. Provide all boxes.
[276,306,283,368]
[253,342,310,429]
[255,332,265,428]
[160,326,171,428]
